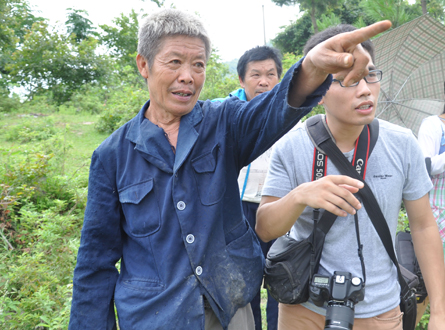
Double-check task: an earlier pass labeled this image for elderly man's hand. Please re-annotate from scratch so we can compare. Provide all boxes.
[303,20,392,87]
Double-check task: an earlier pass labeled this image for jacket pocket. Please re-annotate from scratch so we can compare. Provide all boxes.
[191,144,226,205]
[120,277,165,292]
[119,179,161,237]
[224,225,264,304]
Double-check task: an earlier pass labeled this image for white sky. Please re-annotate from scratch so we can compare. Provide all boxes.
[29,0,301,62]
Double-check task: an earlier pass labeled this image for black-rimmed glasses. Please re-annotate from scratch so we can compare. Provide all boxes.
[332,70,383,87]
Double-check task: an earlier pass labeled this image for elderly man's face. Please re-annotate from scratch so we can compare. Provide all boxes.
[239,59,279,101]
[137,35,206,119]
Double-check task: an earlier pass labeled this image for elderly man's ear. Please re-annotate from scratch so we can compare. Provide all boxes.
[137,54,149,79]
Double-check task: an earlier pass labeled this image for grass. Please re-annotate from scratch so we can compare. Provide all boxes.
[54,113,108,175]
[261,287,268,329]
[0,108,109,329]
[0,111,108,178]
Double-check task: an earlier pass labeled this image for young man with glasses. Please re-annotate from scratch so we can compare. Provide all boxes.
[256,24,445,330]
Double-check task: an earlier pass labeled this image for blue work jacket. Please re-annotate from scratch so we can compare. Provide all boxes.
[69,60,331,330]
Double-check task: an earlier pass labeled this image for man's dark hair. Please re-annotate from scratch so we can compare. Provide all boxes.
[303,24,375,63]
[237,46,283,81]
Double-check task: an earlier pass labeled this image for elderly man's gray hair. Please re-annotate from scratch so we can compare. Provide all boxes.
[138,8,211,68]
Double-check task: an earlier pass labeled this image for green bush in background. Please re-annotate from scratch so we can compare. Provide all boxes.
[0,105,98,328]
[95,85,148,134]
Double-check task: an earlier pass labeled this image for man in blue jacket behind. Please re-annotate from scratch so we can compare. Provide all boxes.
[68,7,391,330]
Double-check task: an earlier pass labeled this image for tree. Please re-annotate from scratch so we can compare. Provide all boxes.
[0,0,17,86]
[149,0,165,7]
[281,52,303,73]
[414,0,445,21]
[272,0,385,55]
[331,0,373,26]
[0,0,44,88]
[316,13,342,32]
[360,0,418,28]
[100,10,139,75]
[199,49,238,100]
[8,21,110,104]
[316,0,376,32]
[272,12,313,55]
[0,0,45,112]
[271,0,339,34]
[422,0,428,13]
[0,0,17,51]
[65,8,97,42]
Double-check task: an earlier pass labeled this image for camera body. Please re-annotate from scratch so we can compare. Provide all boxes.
[309,271,365,329]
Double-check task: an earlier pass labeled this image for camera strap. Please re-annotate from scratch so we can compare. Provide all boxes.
[311,115,373,181]
[306,114,412,300]
[307,114,379,284]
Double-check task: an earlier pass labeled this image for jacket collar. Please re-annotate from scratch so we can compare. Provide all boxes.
[229,88,247,101]
[126,100,204,173]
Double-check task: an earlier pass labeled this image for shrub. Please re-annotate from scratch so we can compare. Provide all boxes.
[61,84,106,114]
[0,131,87,329]
[5,116,58,143]
[0,91,21,113]
[3,149,53,193]
[95,85,148,134]
[21,94,58,115]
[0,203,81,330]
[281,52,303,74]
[1,124,82,213]
[199,49,239,101]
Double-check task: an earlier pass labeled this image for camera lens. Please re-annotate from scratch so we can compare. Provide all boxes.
[324,302,354,330]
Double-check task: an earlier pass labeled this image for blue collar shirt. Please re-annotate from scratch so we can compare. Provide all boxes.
[69,59,331,330]
[212,87,247,102]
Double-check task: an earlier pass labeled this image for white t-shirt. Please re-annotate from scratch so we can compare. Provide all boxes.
[238,121,304,204]
[238,150,272,203]
[418,115,445,176]
[262,119,432,318]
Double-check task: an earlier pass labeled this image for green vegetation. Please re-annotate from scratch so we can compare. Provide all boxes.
[0,105,108,329]
[272,0,445,55]
[272,0,340,34]
[0,0,439,328]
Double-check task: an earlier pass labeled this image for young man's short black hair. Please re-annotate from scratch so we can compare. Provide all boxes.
[303,24,375,63]
[237,46,283,81]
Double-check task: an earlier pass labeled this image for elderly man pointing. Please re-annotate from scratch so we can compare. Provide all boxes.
[69,8,391,330]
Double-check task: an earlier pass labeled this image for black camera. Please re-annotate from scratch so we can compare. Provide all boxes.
[309,271,365,329]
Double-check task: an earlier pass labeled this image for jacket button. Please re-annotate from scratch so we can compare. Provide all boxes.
[196,266,203,276]
[177,201,186,210]
[186,234,195,244]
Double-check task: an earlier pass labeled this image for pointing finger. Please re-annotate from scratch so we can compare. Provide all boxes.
[342,20,392,50]
[339,21,391,86]
[342,45,370,86]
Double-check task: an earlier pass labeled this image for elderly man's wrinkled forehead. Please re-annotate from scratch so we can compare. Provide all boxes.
[156,34,209,57]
